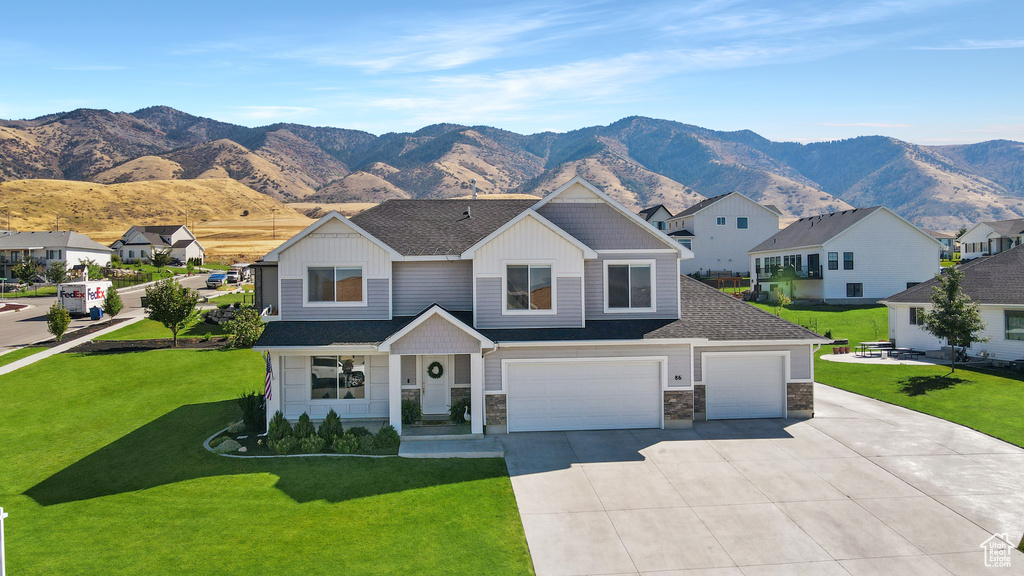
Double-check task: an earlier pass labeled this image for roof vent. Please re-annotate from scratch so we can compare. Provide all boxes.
[463,207,472,218]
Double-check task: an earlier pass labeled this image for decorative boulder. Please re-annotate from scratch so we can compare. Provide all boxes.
[212,439,243,453]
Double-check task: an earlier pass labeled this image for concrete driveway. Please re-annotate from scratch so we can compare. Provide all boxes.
[501,384,1024,576]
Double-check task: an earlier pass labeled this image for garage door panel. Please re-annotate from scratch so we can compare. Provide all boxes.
[507,359,662,432]
[705,355,785,420]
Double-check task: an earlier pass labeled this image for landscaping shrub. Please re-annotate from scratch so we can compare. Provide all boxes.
[374,425,401,452]
[209,435,230,448]
[402,399,423,425]
[346,426,371,438]
[267,411,292,443]
[223,305,264,348]
[212,438,243,454]
[357,434,375,454]
[318,409,344,443]
[227,421,246,434]
[299,435,327,454]
[270,435,298,455]
[293,412,316,438]
[237,390,265,434]
[449,398,470,424]
[333,433,359,454]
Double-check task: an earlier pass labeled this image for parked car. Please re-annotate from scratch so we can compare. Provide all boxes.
[225,270,240,284]
[206,273,226,289]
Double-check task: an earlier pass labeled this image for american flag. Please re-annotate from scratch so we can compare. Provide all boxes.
[264,352,273,401]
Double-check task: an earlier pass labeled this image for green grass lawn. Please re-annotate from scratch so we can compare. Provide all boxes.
[755,302,1024,447]
[1,285,58,298]
[94,318,225,341]
[210,292,256,306]
[0,346,46,368]
[0,349,533,575]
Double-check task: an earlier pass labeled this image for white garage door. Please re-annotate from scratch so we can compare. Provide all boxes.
[705,354,786,420]
[506,359,662,432]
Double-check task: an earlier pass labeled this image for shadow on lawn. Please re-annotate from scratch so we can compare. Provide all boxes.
[898,374,967,397]
[25,400,507,506]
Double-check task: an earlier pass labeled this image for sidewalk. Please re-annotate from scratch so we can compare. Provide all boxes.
[0,314,145,377]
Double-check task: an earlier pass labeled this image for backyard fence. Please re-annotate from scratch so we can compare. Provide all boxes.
[110,272,155,290]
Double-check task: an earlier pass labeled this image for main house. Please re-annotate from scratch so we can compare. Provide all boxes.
[959,218,1023,260]
[111,225,205,264]
[883,245,1024,363]
[662,192,781,276]
[0,230,112,280]
[749,207,941,304]
[253,177,826,436]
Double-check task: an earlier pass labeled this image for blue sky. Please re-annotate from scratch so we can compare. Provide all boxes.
[2,0,1022,144]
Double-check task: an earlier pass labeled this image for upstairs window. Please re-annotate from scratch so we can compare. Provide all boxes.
[678,238,692,250]
[46,249,62,260]
[716,217,726,226]
[828,252,838,270]
[1006,310,1024,341]
[506,265,552,311]
[308,266,363,303]
[607,261,654,311]
[737,217,748,229]
[843,252,854,270]
[910,307,925,325]
[657,221,667,230]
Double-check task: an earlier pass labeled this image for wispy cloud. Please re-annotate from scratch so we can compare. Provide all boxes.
[229,106,317,120]
[916,38,1024,50]
[49,65,126,71]
[819,122,912,128]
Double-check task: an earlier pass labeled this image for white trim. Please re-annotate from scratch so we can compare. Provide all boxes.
[403,255,462,261]
[308,353,373,405]
[263,211,403,262]
[532,176,690,255]
[701,350,790,419]
[596,249,679,254]
[253,345,379,354]
[493,338,705,348]
[378,305,494,352]
[501,261,557,316]
[459,209,598,259]
[603,259,657,314]
[302,263,368,308]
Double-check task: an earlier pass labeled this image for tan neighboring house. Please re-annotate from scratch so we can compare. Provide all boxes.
[111,225,205,264]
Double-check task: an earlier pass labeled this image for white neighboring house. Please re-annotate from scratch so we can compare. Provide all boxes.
[748,206,942,304]
[663,192,781,276]
[0,231,112,280]
[884,245,1024,363]
[959,218,1024,260]
[638,204,674,231]
[111,225,205,264]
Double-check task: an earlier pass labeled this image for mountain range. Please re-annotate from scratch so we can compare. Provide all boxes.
[2,106,1023,230]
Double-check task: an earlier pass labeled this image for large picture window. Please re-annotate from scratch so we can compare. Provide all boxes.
[311,355,366,400]
[308,266,363,303]
[506,264,552,311]
[607,262,654,310]
[1006,310,1024,341]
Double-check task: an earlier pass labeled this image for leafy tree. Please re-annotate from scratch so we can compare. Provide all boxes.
[149,248,174,270]
[81,258,103,281]
[956,227,967,238]
[223,306,265,348]
[922,266,987,372]
[185,260,195,276]
[46,302,71,342]
[45,260,68,285]
[12,259,40,294]
[145,278,200,347]
[103,286,123,324]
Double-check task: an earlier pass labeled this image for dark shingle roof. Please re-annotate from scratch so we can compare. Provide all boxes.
[673,193,731,218]
[749,206,883,253]
[884,244,1024,305]
[925,229,956,240]
[135,225,184,235]
[639,204,671,221]
[255,276,823,347]
[764,204,782,215]
[667,229,694,237]
[349,199,538,256]
[984,218,1024,237]
[171,239,196,248]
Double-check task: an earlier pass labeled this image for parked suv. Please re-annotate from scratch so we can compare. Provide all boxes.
[225,270,240,284]
[206,273,226,289]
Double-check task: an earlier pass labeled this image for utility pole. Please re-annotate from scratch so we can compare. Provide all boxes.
[55,213,60,231]
[272,209,278,240]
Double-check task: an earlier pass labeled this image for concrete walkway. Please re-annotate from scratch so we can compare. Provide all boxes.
[502,384,1024,576]
[399,436,504,458]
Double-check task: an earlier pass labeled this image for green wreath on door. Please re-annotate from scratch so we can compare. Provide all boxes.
[426,361,444,379]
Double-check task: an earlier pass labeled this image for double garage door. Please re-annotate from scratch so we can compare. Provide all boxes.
[704,353,787,420]
[506,359,662,432]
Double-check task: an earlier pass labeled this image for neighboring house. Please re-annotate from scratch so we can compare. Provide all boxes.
[663,192,781,276]
[749,206,941,304]
[253,176,825,436]
[638,204,673,231]
[884,245,1024,362]
[0,231,112,280]
[959,218,1024,260]
[111,225,205,264]
[924,230,957,260]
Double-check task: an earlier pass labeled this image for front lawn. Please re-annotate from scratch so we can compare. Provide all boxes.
[753,302,1024,447]
[0,349,533,575]
[1,286,58,298]
[94,318,225,341]
[0,346,46,368]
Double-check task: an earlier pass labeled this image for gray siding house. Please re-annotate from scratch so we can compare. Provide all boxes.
[254,177,826,435]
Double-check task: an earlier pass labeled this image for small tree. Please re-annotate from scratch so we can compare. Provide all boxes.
[103,286,123,324]
[922,266,987,372]
[773,290,791,316]
[81,258,103,281]
[186,260,195,276]
[45,260,68,285]
[149,248,174,270]
[46,302,71,342]
[223,306,265,348]
[145,278,200,347]
[12,259,40,293]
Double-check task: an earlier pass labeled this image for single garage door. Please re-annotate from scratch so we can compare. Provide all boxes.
[705,354,786,420]
[506,359,662,432]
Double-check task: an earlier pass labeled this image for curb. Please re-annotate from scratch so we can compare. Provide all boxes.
[202,427,397,459]
[0,304,32,317]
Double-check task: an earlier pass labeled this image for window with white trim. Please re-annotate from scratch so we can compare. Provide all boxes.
[678,238,692,250]
[1006,310,1024,341]
[607,262,654,310]
[311,355,366,400]
[737,217,748,229]
[308,266,363,303]
[506,264,552,311]
[910,307,925,325]
[716,217,726,226]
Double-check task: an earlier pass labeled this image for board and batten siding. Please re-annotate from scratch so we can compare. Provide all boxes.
[276,218,392,280]
[484,344,691,393]
[393,260,473,315]
[279,354,390,420]
[473,214,586,276]
[693,344,813,382]
[679,193,779,276]
[538,202,667,250]
[584,253,680,320]
[390,314,482,355]
[279,278,390,320]
[475,276,584,328]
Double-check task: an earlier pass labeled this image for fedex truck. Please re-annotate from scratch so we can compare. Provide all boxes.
[58,280,113,317]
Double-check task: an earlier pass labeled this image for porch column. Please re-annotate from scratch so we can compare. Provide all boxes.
[470,352,484,435]
[389,353,403,435]
[266,354,283,423]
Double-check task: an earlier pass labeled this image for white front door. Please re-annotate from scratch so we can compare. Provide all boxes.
[421,355,449,415]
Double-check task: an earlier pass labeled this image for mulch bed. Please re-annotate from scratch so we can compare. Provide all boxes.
[67,336,231,354]
[0,303,28,314]
[34,318,133,348]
